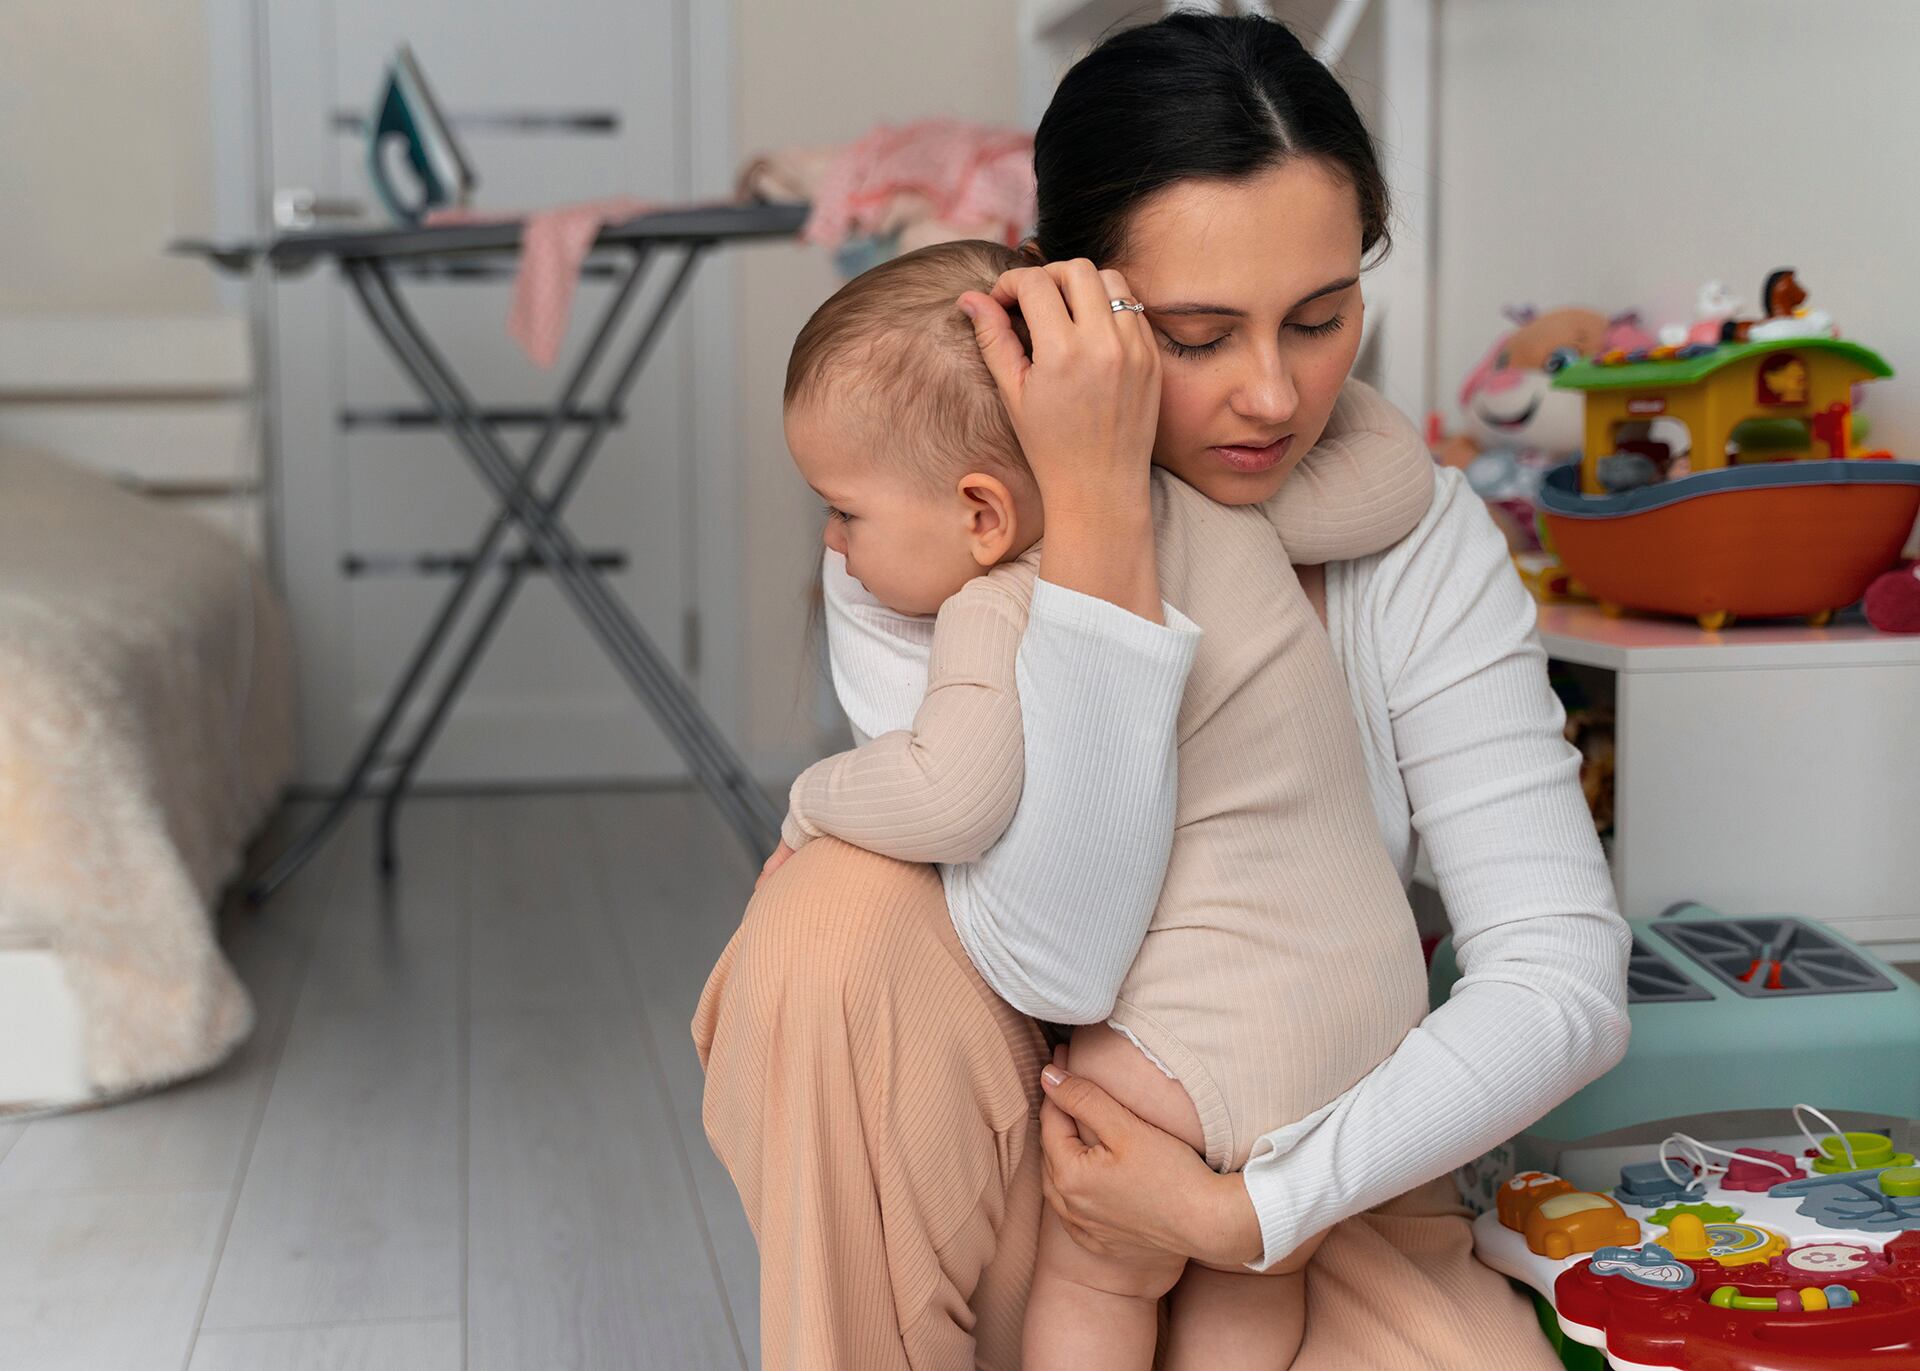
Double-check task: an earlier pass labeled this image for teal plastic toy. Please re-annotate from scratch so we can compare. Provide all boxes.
[1428,903,1920,1143]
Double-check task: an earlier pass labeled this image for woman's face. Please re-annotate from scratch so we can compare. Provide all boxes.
[1112,158,1367,506]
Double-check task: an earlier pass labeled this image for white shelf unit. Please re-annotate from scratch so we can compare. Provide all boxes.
[1535,605,1920,951]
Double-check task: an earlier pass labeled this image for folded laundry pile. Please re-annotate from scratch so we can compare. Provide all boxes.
[742,118,1035,274]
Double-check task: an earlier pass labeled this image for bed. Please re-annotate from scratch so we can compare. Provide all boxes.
[0,318,296,1113]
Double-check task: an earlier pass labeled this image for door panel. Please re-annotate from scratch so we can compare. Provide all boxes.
[266,0,698,785]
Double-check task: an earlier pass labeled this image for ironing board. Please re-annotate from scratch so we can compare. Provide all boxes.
[176,202,804,900]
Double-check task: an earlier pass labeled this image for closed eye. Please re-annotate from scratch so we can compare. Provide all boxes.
[823,503,850,522]
[1159,334,1224,360]
[1290,314,1346,338]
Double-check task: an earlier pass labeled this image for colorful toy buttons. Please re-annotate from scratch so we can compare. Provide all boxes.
[1657,1213,1787,1267]
[1588,1243,1695,1290]
[1615,1160,1704,1207]
[1722,1147,1803,1192]
[1808,1133,1915,1176]
[1709,1283,1860,1312]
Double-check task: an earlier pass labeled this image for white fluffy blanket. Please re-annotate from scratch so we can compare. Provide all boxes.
[0,445,295,1111]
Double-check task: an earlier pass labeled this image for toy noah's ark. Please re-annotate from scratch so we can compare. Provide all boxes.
[1537,331,1920,630]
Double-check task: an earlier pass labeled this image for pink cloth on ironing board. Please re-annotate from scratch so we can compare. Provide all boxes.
[801,119,1035,252]
[428,198,652,369]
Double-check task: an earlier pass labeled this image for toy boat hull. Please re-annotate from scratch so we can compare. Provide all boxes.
[1538,461,1920,624]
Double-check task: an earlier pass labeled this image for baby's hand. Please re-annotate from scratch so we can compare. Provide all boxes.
[755,841,797,892]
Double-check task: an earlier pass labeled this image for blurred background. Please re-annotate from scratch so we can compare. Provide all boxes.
[9,0,1920,782]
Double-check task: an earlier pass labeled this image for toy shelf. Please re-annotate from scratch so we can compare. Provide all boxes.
[1535,604,1919,673]
[1538,605,1920,950]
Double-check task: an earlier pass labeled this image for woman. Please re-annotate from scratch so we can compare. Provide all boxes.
[696,14,1630,1369]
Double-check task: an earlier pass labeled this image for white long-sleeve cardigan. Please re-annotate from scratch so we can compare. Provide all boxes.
[821,465,1632,1270]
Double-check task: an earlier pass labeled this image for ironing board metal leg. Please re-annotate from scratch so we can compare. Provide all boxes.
[347,259,782,859]
[372,245,704,872]
[244,248,659,903]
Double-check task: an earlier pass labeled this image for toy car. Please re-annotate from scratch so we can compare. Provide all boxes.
[1500,1170,1644,1259]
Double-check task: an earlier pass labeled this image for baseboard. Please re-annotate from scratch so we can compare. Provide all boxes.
[0,946,87,1110]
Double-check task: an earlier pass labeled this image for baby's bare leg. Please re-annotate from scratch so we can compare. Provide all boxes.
[1024,1024,1323,1371]
[1022,1023,1204,1371]
[1163,1207,1327,1368]
[1025,1204,1179,1371]
[1164,1264,1308,1371]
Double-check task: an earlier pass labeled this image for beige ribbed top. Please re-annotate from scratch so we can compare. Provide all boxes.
[813,453,1631,1271]
[783,384,1439,1177]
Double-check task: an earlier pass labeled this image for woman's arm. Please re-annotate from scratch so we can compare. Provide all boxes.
[820,540,1200,1022]
[964,260,1165,622]
[947,580,1199,1021]
[1237,476,1631,1267]
[929,261,1196,1022]
[1037,475,1631,1269]
[797,260,1203,1021]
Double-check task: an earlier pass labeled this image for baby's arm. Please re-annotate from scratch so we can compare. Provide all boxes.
[783,559,1034,865]
[1261,378,1435,565]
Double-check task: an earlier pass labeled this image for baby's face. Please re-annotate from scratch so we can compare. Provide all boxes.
[786,400,985,617]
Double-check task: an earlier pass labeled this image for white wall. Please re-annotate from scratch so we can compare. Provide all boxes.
[732,0,1022,772]
[15,0,1910,779]
[0,0,217,317]
[1435,0,1920,457]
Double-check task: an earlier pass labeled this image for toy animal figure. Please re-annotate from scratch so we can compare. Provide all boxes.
[1431,306,1654,551]
[1725,269,1837,343]
[1658,280,1743,348]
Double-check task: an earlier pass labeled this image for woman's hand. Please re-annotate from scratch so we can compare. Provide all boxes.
[1038,1048,1265,1271]
[959,260,1165,622]
[958,259,1160,520]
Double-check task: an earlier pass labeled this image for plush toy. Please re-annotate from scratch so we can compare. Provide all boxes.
[1431,306,1656,552]
[1865,560,1920,633]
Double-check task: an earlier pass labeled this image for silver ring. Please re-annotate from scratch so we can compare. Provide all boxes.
[1109,298,1145,314]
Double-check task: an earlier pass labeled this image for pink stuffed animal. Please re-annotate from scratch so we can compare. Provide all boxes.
[1432,306,1656,551]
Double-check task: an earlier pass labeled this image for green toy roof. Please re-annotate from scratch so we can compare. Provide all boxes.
[1551,337,1893,392]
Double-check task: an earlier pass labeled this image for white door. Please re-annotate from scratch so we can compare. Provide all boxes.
[258,0,720,786]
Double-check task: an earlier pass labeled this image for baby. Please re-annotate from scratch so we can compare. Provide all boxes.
[777,241,1434,1370]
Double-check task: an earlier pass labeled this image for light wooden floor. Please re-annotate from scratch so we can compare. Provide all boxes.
[17,792,1916,1370]
[0,790,762,1371]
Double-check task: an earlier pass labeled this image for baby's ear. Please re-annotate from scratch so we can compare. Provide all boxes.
[956,470,1019,567]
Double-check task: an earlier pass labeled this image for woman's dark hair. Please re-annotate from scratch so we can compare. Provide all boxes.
[1032,12,1391,268]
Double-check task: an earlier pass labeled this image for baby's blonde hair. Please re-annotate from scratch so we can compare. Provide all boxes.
[785,240,1029,493]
